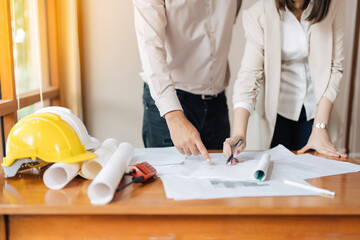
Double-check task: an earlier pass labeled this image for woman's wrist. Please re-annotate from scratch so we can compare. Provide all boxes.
[232,133,246,140]
[313,122,328,129]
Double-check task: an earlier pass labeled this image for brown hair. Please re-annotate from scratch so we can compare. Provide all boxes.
[275,0,332,23]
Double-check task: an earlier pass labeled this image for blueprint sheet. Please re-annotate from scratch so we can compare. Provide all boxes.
[161,176,320,200]
[131,147,185,166]
[155,145,360,181]
[133,145,360,200]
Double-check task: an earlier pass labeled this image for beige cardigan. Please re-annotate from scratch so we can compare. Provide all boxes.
[233,0,345,147]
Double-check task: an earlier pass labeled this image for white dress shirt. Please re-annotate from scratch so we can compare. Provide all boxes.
[133,0,241,116]
[235,2,316,121]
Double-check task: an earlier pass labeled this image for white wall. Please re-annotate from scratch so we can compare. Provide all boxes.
[80,0,143,146]
[334,0,358,153]
[80,0,359,153]
[349,28,360,158]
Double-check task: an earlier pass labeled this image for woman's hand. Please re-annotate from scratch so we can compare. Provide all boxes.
[298,128,347,158]
[301,97,347,158]
[224,107,250,164]
[223,136,247,165]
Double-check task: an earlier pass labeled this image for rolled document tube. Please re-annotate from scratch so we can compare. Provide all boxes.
[43,162,81,190]
[81,138,119,180]
[87,142,134,205]
[253,153,271,181]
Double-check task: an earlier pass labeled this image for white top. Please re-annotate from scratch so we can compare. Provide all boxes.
[235,2,316,121]
[133,0,240,116]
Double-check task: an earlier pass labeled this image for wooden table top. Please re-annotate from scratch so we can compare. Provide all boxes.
[0,152,359,216]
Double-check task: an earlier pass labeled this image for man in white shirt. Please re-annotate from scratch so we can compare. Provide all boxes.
[133,0,242,162]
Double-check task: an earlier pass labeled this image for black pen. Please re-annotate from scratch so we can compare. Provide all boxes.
[226,139,243,165]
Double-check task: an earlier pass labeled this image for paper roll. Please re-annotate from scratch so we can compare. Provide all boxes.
[81,138,119,180]
[87,142,134,205]
[253,153,271,181]
[43,162,81,190]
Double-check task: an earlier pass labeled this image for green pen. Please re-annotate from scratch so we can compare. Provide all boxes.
[226,139,243,165]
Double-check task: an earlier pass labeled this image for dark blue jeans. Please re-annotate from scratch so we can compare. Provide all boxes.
[270,106,314,150]
[142,83,230,149]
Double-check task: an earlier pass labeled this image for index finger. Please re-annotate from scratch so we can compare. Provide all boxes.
[235,143,246,155]
[195,140,211,163]
[223,140,233,158]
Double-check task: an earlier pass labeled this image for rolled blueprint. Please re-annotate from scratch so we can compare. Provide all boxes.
[87,142,134,205]
[81,138,119,180]
[253,153,271,181]
[43,162,81,190]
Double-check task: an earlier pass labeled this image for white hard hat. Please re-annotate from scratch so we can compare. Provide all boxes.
[36,106,101,151]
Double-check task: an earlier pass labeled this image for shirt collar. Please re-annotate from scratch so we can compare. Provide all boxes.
[280,0,314,21]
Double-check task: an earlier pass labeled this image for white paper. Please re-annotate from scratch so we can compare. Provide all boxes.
[233,144,295,161]
[267,153,360,181]
[297,153,360,179]
[87,142,134,205]
[156,145,360,182]
[81,138,119,180]
[155,145,360,200]
[161,175,320,200]
[131,147,185,166]
[155,149,278,181]
[43,162,81,190]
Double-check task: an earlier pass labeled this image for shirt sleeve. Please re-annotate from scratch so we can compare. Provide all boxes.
[323,0,345,103]
[233,102,254,115]
[233,7,265,110]
[133,0,182,116]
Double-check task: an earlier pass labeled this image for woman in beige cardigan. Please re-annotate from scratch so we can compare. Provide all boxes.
[224,0,347,162]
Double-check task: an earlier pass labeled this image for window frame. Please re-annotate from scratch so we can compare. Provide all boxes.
[0,0,61,157]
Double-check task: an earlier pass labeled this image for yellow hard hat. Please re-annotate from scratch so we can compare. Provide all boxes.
[2,112,97,167]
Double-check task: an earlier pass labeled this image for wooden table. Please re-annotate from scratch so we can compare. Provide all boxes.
[1,153,360,240]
